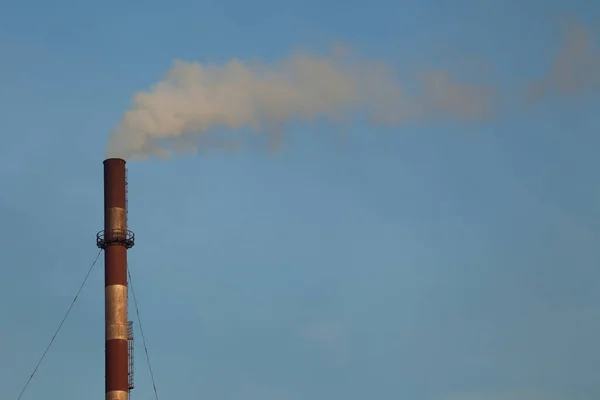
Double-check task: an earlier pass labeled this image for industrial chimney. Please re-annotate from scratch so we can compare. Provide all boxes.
[97,158,135,400]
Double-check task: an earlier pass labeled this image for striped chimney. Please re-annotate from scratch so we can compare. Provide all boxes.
[97,158,135,400]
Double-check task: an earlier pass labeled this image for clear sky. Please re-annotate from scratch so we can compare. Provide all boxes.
[1,0,599,399]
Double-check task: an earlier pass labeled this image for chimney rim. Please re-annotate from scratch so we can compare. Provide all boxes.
[104,157,127,164]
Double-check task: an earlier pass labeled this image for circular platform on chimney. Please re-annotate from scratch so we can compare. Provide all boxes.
[96,229,135,249]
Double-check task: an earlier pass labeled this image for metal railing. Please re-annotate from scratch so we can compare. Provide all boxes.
[96,229,135,249]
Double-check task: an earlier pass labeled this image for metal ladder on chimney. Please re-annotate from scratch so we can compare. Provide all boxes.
[126,169,133,396]
[128,321,134,393]
[125,168,129,224]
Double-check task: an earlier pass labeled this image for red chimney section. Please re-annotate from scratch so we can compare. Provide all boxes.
[98,158,135,400]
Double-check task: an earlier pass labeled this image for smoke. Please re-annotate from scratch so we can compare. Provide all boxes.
[106,19,599,160]
[106,47,496,160]
[527,18,600,100]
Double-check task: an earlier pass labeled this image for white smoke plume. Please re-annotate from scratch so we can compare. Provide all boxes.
[527,18,600,100]
[106,47,496,160]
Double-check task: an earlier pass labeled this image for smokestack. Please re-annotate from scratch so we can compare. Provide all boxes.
[97,158,135,400]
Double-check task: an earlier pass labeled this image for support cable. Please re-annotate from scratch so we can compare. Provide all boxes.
[128,267,160,400]
[16,249,103,400]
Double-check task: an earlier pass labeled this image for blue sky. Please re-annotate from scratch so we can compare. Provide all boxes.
[1,0,599,399]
